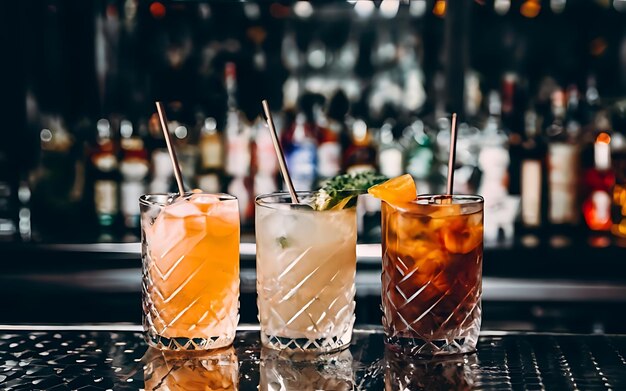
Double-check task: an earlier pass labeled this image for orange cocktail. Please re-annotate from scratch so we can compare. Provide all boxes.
[140,192,239,350]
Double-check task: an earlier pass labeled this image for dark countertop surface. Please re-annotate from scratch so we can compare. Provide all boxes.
[1,325,625,390]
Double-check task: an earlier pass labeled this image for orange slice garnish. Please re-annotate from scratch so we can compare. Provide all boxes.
[367,174,417,205]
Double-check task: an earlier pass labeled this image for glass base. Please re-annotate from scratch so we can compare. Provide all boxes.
[261,332,351,353]
[384,335,478,357]
[145,331,234,351]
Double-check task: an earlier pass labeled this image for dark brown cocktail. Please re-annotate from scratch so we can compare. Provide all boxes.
[381,195,483,356]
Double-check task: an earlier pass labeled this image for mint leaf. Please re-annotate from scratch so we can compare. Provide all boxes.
[313,171,387,210]
[276,236,289,249]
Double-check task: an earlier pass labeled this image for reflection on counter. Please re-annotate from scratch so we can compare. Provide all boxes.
[144,347,238,390]
[2,327,626,390]
[260,348,353,391]
[385,347,477,391]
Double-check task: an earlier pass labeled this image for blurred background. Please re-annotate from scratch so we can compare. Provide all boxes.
[1,0,626,332]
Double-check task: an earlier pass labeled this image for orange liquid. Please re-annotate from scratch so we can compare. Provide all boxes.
[144,195,239,340]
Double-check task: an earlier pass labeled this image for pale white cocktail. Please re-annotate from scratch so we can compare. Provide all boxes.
[255,191,357,352]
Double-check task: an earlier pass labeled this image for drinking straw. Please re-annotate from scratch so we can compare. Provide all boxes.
[261,99,300,204]
[155,101,185,197]
[446,113,459,196]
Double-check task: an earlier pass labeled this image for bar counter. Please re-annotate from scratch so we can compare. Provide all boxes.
[2,240,626,333]
[1,324,625,390]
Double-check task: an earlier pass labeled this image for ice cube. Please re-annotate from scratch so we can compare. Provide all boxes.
[429,203,462,219]
[147,211,185,248]
[289,211,323,245]
[466,211,483,227]
[206,199,239,237]
[146,214,188,270]
[189,193,220,213]
[260,210,307,247]
[147,202,208,269]
[163,199,202,218]
[396,213,429,241]
[460,202,482,217]
[183,215,208,235]
[441,221,482,254]
[206,198,237,219]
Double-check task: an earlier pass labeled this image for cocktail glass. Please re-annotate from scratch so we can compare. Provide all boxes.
[381,195,483,356]
[255,191,357,353]
[140,192,240,350]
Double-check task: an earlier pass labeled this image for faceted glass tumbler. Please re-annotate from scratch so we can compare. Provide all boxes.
[381,195,484,356]
[255,191,357,353]
[140,192,240,350]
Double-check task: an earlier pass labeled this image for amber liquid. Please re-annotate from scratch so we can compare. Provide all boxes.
[381,196,483,355]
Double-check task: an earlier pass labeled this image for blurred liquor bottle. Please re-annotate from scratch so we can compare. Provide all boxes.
[196,116,224,194]
[30,116,83,238]
[478,91,514,243]
[147,113,173,194]
[582,75,601,134]
[119,119,148,229]
[582,132,614,232]
[252,115,279,196]
[377,119,404,179]
[0,156,16,241]
[501,73,525,196]
[328,90,353,163]
[343,117,379,238]
[315,99,342,184]
[403,119,434,194]
[223,62,253,224]
[224,62,251,179]
[343,119,377,174]
[283,112,317,190]
[281,95,317,191]
[565,85,584,139]
[172,118,199,191]
[229,173,254,226]
[17,178,32,242]
[611,106,626,241]
[546,89,579,239]
[91,119,120,227]
[518,104,548,239]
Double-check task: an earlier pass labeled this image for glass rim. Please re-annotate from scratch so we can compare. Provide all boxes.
[139,192,236,207]
[384,194,484,213]
[255,190,361,211]
[414,194,484,204]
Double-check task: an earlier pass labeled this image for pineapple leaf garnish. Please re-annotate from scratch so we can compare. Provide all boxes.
[313,171,387,211]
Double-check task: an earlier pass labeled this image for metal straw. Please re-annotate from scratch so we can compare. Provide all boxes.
[155,101,185,197]
[261,99,300,204]
[446,113,458,196]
